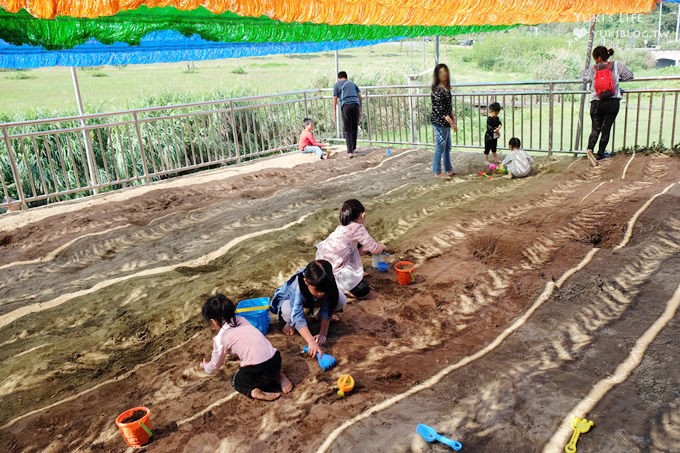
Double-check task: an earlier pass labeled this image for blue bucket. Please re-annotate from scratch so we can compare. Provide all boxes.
[236,297,271,336]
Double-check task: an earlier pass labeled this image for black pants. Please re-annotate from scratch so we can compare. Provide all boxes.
[232,351,282,398]
[587,99,620,156]
[349,279,370,299]
[342,103,360,153]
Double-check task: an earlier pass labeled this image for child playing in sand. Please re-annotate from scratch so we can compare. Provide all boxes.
[270,260,346,354]
[316,199,386,299]
[299,118,335,160]
[485,102,502,164]
[201,293,293,401]
[501,137,533,179]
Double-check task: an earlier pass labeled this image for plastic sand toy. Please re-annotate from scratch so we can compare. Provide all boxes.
[302,345,337,371]
[416,423,462,451]
[565,417,594,453]
[336,374,354,397]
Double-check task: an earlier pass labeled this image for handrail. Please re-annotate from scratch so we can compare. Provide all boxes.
[2,77,679,210]
[2,76,680,129]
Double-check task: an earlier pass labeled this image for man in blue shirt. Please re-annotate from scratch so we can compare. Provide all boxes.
[333,71,362,158]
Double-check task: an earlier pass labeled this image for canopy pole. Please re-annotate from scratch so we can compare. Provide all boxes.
[658,2,663,46]
[574,15,596,152]
[676,3,680,41]
[70,67,98,195]
[434,35,440,65]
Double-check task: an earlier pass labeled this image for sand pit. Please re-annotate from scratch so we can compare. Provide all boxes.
[1,148,679,452]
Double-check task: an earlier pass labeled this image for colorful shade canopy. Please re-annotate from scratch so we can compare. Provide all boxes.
[0,0,663,68]
[0,8,512,50]
[0,32,403,68]
[0,0,659,25]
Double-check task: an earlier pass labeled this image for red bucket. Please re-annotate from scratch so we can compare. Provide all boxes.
[115,406,152,448]
[395,261,415,286]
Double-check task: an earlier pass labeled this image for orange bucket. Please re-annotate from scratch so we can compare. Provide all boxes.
[115,406,152,448]
[395,261,416,286]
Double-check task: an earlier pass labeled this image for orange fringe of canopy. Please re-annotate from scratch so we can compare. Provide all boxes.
[0,0,659,24]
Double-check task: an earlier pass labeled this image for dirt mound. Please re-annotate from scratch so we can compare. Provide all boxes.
[0,151,679,453]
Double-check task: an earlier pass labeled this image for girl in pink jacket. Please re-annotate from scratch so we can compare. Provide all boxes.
[316,199,386,298]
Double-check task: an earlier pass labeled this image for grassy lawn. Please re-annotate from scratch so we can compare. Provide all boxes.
[0,42,545,117]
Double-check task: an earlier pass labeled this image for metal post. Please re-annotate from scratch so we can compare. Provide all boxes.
[658,2,663,46]
[334,51,341,139]
[408,76,417,144]
[676,3,679,41]
[2,126,27,210]
[364,88,372,146]
[229,101,241,163]
[575,16,596,151]
[303,92,309,118]
[434,35,440,65]
[132,112,150,183]
[548,82,554,158]
[70,67,98,194]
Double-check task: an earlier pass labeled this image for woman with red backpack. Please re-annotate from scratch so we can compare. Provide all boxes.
[584,46,634,167]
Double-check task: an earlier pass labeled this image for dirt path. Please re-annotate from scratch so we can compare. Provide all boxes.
[1,150,678,453]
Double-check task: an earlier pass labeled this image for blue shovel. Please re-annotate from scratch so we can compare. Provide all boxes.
[416,423,462,451]
[302,345,337,371]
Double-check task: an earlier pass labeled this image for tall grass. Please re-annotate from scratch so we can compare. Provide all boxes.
[1,88,303,207]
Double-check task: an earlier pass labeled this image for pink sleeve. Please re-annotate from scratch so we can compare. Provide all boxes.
[202,335,228,374]
[353,224,384,254]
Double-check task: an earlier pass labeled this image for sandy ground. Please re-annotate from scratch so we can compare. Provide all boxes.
[0,148,679,453]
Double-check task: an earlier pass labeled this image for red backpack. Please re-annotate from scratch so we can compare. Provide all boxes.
[593,62,615,99]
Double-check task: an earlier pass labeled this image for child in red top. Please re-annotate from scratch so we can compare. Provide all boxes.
[299,118,335,159]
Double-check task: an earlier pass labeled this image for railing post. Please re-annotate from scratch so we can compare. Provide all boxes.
[132,112,150,183]
[70,68,98,194]
[303,92,309,118]
[548,82,554,158]
[229,101,241,164]
[364,88,372,146]
[2,126,27,210]
[408,76,417,144]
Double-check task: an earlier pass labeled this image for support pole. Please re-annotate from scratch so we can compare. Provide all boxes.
[676,3,679,41]
[574,16,596,151]
[70,67,98,194]
[434,35,440,65]
[658,2,663,47]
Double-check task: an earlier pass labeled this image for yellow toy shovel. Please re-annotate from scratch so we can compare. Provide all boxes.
[565,417,594,453]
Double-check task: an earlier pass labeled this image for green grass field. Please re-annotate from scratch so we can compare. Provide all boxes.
[0,41,562,117]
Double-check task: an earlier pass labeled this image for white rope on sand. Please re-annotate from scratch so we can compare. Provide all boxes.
[0,212,315,329]
[542,281,680,453]
[620,152,635,180]
[177,392,240,426]
[0,224,130,271]
[1,332,201,429]
[614,182,675,250]
[579,181,606,202]
[315,181,676,453]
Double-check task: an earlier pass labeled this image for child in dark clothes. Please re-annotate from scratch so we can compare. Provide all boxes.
[485,102,502,164]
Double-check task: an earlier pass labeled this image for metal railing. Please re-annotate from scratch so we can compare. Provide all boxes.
[1,76,679,210]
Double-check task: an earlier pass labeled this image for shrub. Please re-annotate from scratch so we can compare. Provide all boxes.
[622,49,656,72]
[231,67,247,75]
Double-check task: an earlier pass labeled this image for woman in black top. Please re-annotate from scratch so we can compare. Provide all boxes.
[431,64,458,178]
